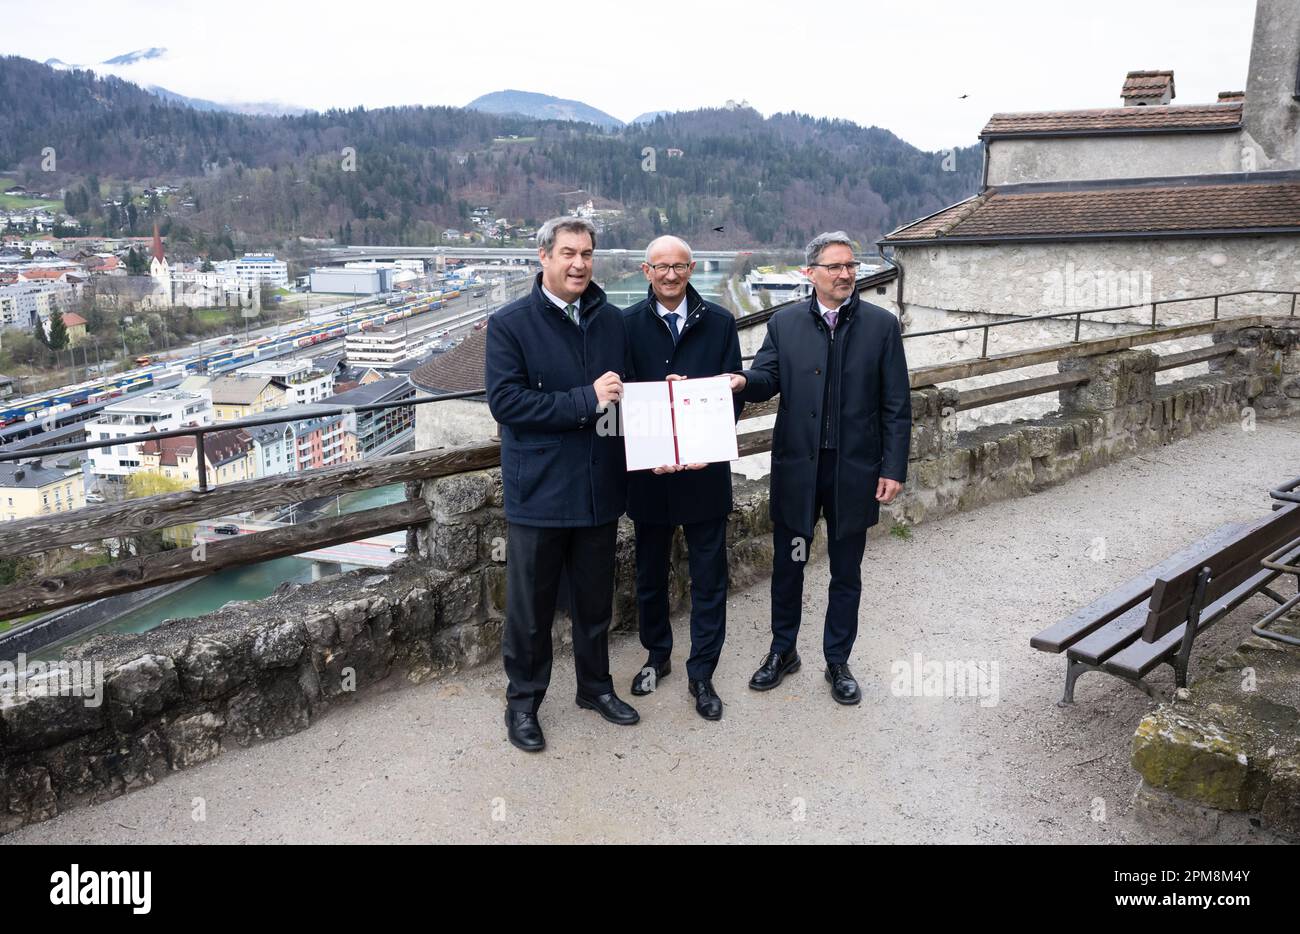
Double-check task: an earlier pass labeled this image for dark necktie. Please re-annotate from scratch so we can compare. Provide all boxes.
[663,312,680,344]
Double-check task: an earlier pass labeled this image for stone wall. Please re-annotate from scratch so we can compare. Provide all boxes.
[887,322,1297,530]
[0,320,1293,836]
[413,397,496,450]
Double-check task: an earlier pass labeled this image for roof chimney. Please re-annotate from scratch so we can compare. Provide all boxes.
[1121,70,1175,106]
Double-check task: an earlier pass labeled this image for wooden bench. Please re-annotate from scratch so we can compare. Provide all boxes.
[1031,503,1300,705]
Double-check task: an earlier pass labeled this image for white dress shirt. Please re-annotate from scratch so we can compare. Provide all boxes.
[542,284,580,319]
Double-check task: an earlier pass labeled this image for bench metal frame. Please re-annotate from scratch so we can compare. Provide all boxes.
[1252,540,1300,646]
[1060,657,1158,706]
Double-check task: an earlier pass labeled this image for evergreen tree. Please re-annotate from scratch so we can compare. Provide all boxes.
[47,309,68,351]
[126,246,149,275]
[32,314,49,349]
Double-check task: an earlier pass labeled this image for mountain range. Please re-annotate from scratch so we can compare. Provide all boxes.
[0,53,981,256]
[41,50,713,128]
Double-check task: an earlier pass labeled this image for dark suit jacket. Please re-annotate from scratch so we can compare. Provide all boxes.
[622,283,743,526]
[740,290,911,539]
[486,273,630,528]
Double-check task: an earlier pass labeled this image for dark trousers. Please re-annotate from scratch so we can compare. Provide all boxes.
[633,517,728,681]
[503,521,617,712]
[770,453,868,664]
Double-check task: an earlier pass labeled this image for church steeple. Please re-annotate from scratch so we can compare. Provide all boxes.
[149,220,171,287]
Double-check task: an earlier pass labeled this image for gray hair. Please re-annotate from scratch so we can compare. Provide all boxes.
[537,216,597,255]
[805,231,857,266]
[644,235,693,264]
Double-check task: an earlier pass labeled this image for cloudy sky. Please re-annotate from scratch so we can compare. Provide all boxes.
[2,0,1258,151]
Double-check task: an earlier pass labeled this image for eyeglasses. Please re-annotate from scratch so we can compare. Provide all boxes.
[809,263,858,275]
[645,263,692,274]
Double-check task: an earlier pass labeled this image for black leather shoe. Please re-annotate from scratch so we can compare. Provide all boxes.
[825,663,861,705]
[504,709,545,752]
[575,691,640,725]
[631,658,671,695]
[689,679,722,720]
[748,649,801,691]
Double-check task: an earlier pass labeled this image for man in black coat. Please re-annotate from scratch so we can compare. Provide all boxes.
[731,232,912,705]
[485,216,640,752]
[622,235,743,721]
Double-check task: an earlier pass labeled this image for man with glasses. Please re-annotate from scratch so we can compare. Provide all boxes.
[486,215,639,752]
[729,232,911,705]
[622,235,743,720]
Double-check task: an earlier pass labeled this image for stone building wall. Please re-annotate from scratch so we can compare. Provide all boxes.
[891,238,1300,328]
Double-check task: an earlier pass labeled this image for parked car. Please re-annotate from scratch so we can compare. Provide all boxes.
[390,544,407,555]
[213,524,240,535]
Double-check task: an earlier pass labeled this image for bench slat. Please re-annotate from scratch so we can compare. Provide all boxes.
[1030,520,1247,653]
[1143,505,1300,642]
[1066,602,1151,665]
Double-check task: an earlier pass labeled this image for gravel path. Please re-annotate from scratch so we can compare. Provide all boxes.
[7,417,1298,844]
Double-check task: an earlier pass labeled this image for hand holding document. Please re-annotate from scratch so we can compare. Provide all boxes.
[622,375,739,473]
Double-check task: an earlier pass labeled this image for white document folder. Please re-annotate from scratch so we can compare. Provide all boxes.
[621,376,739,471]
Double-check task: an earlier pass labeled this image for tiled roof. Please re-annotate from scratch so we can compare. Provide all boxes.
[410,327,488,395]
[202,428,252,467]
[139,428,249,467]
[881,180,1300,243]
[1120,70,1174,102]
[138,435,195,467]
[980,102,1240,138]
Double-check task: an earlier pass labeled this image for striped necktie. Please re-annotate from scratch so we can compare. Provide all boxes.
[564,303,579,325]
